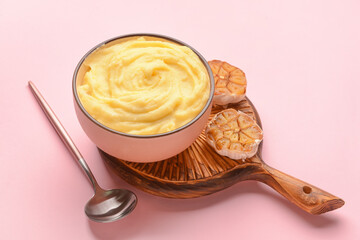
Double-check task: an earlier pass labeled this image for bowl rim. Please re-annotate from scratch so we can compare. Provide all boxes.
[72,33,215,139]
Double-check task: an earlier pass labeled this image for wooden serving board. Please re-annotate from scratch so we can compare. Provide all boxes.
[101,97,344,214]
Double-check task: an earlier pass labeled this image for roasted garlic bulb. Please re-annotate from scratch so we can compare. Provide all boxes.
[206,109,263,160]
[208,60,247,105]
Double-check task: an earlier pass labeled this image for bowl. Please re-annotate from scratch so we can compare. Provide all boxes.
[73,33,214,162]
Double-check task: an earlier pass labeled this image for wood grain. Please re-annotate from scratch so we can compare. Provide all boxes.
[101,97,344,214]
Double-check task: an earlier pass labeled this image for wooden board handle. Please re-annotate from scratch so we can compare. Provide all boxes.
[254,163,344,214]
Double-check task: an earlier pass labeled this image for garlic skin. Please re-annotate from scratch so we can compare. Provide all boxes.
[213,93,246,106]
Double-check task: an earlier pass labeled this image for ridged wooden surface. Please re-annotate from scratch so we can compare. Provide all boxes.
[102,97,263,198]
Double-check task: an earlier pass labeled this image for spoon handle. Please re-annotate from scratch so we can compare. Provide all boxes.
[28,81,99,189]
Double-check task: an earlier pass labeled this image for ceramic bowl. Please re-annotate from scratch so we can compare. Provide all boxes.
[73,33,214,162]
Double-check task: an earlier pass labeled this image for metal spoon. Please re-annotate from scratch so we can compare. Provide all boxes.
[28,81,137,223]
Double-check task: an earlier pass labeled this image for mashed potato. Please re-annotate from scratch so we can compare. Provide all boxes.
[77,37,210,135]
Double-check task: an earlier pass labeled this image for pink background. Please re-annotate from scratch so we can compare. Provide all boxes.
[1,0,359,239]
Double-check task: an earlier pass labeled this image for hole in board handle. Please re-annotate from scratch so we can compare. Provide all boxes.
[303,186,312,194]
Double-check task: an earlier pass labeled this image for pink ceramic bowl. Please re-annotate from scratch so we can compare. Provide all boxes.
[73,33,214,162]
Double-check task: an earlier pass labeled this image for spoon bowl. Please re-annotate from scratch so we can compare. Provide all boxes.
[85,188,137,223]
